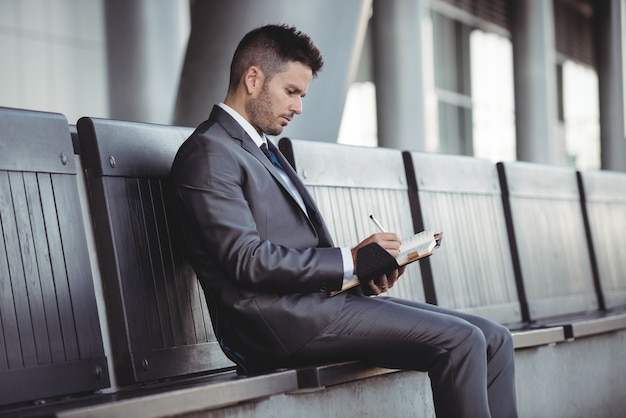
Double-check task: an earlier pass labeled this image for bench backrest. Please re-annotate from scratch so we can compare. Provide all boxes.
[0,108,109,406]
[404,151,522,325]
[279,138,425,302]
[578,169,626,311]
[76,117,233,386]
[497,162,599,321]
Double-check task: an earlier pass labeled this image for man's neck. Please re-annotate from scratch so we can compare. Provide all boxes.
[218,103,266,147]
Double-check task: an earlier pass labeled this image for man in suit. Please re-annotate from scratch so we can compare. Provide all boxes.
[171,24,517,417]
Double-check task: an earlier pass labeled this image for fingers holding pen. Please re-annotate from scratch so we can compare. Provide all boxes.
[351,232,403,276]
[371,232,402,257]
[366,214,402,257]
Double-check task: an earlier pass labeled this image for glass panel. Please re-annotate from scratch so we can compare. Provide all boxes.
[423,13,440,152]
[562,60,600,169]
[424,11,517,159]
[337,81,378,147]
[470,29,516,162]
[438,101,472,155]
[431,12,473,155]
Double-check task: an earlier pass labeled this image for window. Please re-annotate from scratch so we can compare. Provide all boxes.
[337,81,378,147]
[424,10,515,161]
[470,29,515,162]
[559,60,600,169]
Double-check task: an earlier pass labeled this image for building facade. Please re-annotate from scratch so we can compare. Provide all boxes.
[0,0,624,170]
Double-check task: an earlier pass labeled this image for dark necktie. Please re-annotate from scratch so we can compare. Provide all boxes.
[260,143,283,169]
[259,142,331,246]
[260,142,307,200]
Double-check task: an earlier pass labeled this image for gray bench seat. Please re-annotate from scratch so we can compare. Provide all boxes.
[0,107,110,410]
[76,117,234,385]
[498,161,626,339]
[578,169,626,312]
[403,151,566,347]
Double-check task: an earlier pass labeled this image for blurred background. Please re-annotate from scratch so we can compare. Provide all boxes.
[1,0,624,170]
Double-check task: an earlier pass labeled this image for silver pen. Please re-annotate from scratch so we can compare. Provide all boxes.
[369,214,387,233]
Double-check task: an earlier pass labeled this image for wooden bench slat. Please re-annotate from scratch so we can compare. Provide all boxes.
[35,173,78,363]
[2,172,40,367]
[54,172,107,359]
[16,172,58,365]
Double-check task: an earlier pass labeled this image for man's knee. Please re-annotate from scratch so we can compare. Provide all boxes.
[485,322,514,358]
[453,323,487,358]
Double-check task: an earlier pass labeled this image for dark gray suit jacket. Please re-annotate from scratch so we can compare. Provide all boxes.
[171,105,348,371]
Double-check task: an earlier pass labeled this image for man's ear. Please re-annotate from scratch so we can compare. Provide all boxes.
[243,66,264,95]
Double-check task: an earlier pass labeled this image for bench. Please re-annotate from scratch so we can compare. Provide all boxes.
[75,118,417,394]
[76,117,235,385]
[403,151,565,348]
[497,161,626,338]
[74,117,299,391]
[1,112,299,417]
[279,138,425,302]
[72,119,404,405]
[3,108,626,417]
[278,137,429,388]
[0,107,110,409]
[578,169,626,312]
[281,140,569,349]
[281,139,626,417]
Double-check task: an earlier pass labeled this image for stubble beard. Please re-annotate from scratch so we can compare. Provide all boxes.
[246,86,284,136]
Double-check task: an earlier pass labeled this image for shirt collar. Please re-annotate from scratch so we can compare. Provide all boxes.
[218,102,268,147]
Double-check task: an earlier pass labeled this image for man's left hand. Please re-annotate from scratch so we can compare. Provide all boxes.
[366,265,406,296]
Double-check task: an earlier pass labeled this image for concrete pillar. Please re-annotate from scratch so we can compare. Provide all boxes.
[596,0,626,171]
[512,0,560,164]
[372,0,426,150]
[173,0,371,142]
[104,0,189,124]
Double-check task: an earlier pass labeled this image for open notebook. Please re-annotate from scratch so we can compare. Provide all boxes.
[331,230,443,296]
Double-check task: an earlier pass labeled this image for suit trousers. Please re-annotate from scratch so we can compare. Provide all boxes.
[284,295,518,418]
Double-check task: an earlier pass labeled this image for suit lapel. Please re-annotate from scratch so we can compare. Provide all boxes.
[208,106,334,247]
[266,141,335,248]
[266,141,314,208]
[247,139,308,213]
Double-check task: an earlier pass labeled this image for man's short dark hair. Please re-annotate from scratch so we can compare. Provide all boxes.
[228,24,324,93]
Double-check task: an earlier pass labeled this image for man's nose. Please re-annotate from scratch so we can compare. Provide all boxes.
[291,97,303,115]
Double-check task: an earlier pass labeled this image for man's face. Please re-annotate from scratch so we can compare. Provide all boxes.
[246,61,313,136]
